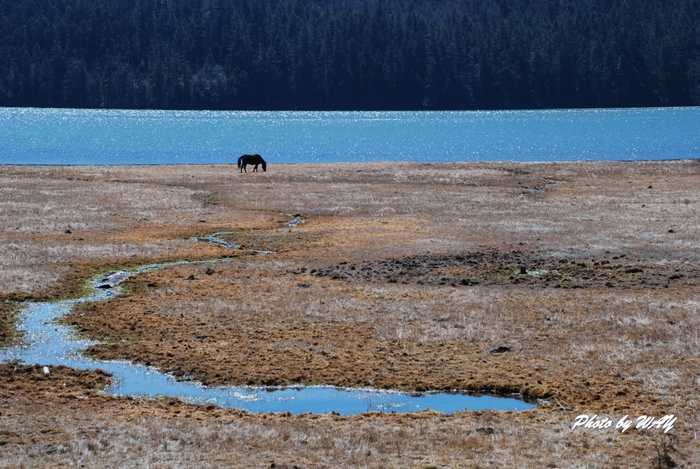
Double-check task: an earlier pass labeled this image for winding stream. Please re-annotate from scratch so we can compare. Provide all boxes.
[1,244,536,415]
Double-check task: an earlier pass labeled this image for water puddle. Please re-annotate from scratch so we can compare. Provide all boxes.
[191,231,239,249]
[191,211,303,253]
[1,260,535,415]
[284,213,305,227]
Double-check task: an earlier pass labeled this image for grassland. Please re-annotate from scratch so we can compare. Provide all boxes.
[1,161,698,468]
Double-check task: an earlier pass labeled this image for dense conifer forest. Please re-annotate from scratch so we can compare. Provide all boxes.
[1,0,699,110]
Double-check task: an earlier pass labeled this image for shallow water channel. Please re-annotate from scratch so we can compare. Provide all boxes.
[1,258,536,415]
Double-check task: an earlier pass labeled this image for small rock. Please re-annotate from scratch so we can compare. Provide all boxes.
[97,270,130,289]
[489,346,511,354]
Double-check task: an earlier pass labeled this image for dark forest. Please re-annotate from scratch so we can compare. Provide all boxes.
[1,0,699,110]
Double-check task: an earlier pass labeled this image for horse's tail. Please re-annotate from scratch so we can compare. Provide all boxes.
[237,156,243,168]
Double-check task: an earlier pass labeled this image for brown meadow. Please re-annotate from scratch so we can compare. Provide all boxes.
[1,161,699,467]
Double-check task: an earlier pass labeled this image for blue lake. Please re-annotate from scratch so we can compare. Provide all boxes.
[1,107,698,165]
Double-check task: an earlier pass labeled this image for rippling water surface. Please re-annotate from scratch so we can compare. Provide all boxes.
[1,107,698,164]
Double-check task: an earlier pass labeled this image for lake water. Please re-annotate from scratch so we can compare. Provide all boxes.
[1,107,698,165]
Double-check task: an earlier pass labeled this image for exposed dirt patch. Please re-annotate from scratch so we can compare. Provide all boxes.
[311,248,699,290]
[0,363,111,398]
[0,303,20,346]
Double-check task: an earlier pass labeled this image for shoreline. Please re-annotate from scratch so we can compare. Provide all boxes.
[2,157,699,167]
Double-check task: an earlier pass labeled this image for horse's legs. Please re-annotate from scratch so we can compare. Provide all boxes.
[252,163,258,172]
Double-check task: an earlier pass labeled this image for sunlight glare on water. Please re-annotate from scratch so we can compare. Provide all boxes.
[0,107,697,165]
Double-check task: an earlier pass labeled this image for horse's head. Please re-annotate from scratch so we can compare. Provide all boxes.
[261,161,267,172]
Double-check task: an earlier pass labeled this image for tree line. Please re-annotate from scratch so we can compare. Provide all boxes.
[1,0,698,110]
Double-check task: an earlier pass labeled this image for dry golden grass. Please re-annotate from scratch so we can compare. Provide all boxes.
[1,161,700,468]
[0,365,687,468]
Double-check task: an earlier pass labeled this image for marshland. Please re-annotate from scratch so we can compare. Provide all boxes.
[1,160,699,467]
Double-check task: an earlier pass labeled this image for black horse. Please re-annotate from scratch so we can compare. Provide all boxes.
[237,154,267,173]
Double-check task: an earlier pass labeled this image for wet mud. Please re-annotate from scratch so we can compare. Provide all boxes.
[310,249,699,290]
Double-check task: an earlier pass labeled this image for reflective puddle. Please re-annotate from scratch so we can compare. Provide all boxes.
[1,261,536,415]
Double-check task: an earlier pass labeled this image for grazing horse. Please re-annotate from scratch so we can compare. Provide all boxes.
[237,154,267,173]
